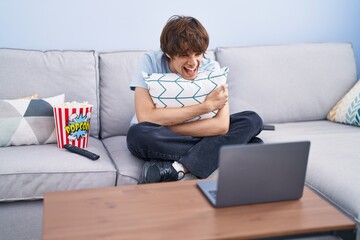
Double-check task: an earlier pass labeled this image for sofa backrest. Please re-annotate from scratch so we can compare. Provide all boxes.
[0,48,100,138]
[216,43,357,123]
[98,50,145,138]
[2,44,356,140]
[98,50,216,138]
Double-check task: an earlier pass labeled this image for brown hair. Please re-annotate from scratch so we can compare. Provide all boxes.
[160,15,209,59]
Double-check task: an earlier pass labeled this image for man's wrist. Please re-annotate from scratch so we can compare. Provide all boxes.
[200,101,212,113]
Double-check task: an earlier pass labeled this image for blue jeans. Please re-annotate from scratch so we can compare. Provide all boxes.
[126,111,263,178]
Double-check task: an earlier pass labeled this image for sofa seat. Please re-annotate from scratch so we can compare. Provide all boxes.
[259,120,360,225]
[102,136,144,185]
[0,137,116,201]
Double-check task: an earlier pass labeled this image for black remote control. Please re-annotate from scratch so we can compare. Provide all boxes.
[64,144,100,160]
[263,125,275,131]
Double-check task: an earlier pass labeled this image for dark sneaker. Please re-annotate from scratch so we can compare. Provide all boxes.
[249,137,263,144]
[138,161,184,184]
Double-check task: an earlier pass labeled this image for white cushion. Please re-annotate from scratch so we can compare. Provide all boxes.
[143,67,228,121]
[0,94,64,147]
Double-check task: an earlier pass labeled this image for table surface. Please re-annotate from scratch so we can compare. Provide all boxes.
[43,180,355,240]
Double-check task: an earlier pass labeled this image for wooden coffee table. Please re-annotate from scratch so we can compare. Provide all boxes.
[43,180,355,240]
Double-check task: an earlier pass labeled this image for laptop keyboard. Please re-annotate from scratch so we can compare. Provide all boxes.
[209,190,217,199]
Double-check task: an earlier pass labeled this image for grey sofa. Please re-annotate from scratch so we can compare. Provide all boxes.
[0,43,359,240]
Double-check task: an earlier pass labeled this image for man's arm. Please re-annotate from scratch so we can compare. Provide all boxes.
[168,102,230,137]
[135,84,228,126]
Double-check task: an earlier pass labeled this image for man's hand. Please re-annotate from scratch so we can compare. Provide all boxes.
[204,84,228,111]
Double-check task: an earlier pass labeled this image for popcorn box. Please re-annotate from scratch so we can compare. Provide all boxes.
[53,102,92,148]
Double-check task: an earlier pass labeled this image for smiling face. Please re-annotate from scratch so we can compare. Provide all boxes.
[160,16,209,80]
[168,53,203,80]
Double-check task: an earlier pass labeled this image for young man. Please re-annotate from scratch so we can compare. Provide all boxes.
[127,15,263,184]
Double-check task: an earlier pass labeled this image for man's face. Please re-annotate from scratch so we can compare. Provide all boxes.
[168,53,203,80]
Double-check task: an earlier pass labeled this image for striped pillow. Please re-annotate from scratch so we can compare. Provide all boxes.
[327,80,360,126]
[143,67,228,121]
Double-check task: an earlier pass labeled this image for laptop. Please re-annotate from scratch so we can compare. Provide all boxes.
[197,141,310,208]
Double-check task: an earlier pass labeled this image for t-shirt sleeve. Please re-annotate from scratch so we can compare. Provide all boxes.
[130,53,153,91]
[201,57,221,71]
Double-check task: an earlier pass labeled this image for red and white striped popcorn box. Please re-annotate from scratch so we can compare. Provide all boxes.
[53,103,92,148]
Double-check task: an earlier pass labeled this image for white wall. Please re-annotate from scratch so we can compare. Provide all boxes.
[1,0,359,75]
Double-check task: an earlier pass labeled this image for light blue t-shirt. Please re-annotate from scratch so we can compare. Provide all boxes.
[130,50,221,125]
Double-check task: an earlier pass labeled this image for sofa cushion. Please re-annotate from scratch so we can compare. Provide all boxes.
[216,43,357,123]
[0,94,64,147]
[102,136,144,185]
[327,80,360,126]
[258,120,360,225]
[102,137,216,185]
[144,67,228,121]
[99,51,146,138]
[98,50,217,138]
[0,137,116,201]
[0,48,100,138]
